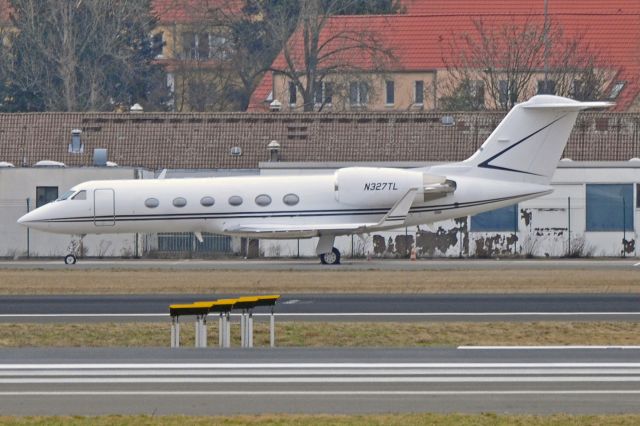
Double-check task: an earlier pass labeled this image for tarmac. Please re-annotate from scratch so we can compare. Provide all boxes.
[0,347,639,415]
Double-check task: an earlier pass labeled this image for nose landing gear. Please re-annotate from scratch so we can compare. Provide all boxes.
[63,234,85,265]
[319,247,341,265]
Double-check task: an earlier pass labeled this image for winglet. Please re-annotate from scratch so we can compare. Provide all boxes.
[374,188,418,228]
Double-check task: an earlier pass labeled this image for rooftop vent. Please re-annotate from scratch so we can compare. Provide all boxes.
[34,160,65,168]
[230,146,242,157]
[267,140,280,162]
[0,161,15,168]
[106,161,118,167]
[560,158,573,162]
[130,103,143,113]
[93,148,108,166]
[68,129,83,154]
[629,157,640,162]
[270,99,282,112]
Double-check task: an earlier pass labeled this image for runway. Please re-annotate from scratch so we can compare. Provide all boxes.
[1,258,639,271]
[0,347,639,415]
[1,293,639,322]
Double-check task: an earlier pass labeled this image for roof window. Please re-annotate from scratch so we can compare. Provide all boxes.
[609,81,625,100]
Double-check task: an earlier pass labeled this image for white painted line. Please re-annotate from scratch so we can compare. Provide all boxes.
[634,262,640,266]
[2,376,640,384]
[1,390,640,396]
[2,312,640,318]
[3,367,640,376]
[459,346,640,350]
[2,362,640,369]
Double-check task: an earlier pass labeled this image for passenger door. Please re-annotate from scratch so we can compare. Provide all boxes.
[94,189,115,226]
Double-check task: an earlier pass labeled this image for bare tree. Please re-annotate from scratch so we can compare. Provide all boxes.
[265,0,396,111]
[1,0,168,112]
[441,17,614,111]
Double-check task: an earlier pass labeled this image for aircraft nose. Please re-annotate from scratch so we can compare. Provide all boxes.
[17,212,30,226]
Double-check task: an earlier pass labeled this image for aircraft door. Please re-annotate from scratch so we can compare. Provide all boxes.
[94,189,115,226]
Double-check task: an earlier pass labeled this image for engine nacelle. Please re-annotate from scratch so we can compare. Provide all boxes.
[334,167,425,207]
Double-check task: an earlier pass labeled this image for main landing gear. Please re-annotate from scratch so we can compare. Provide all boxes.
[64,254,77,265]
[319,247,341,265]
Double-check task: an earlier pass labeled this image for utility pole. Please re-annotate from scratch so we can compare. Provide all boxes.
[543,0,550,93]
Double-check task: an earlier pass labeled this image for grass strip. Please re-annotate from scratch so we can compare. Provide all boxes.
[1,321,639,347]
[2,413,640,426]
[1,268,639,295]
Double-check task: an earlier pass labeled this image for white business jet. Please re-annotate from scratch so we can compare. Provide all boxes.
[18,95,609,264]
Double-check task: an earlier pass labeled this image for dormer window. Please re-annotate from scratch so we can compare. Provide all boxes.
[609,81,626,100]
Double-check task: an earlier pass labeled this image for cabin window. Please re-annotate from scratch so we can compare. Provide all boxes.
[173,197,187,208]
[283,193,299,206]
[228,195,243,206]
[255,194,272,207]
[470,205,518,232]
[586,184,634,231]
[200,196,215,207]
[37,186,59,207]
[145,198,159,208]
[72,190,86,200]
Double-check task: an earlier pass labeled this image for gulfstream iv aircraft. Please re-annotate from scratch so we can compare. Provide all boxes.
[18,95,610,264]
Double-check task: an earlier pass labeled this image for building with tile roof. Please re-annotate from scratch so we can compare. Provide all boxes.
[1,111,639,171]
[250,1,640,112]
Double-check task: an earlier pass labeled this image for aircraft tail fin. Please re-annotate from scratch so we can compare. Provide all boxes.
[462,95,612,184]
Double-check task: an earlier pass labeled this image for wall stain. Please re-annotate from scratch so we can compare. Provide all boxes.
[372,235,386,256]
[520,209,532,227]
[474,233,518,257]
[414,217,468,257]
[623,238,635,254]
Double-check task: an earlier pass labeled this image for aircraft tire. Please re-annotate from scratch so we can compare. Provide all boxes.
[64,254,77,265]
[319,247,341,265]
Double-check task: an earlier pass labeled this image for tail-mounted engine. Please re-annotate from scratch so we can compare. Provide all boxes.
[334,167,455,207]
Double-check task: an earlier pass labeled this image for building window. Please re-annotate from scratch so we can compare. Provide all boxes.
[609,82,626,100]
[283,193,300,206]
[228,195,243,206]
[537,79,556,95]
[470,204,518,232]
[499,80,516,107]
[314,81,333,106]
[145,198,159,208]
[182,32,209,60]
[255,194,272,207]
[200,196,215,207]
[151,31,164,58]
[385,80,395,105]
[586,184,634,231]
[288,82,297,105]
[36,186,58,208]
[208,35,228,60]
[414,80,424,104]
[637,184,640,208]
[349,81,368,106]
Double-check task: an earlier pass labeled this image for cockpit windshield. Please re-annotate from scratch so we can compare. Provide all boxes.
[71,190,86,200]
[56,190,75,201]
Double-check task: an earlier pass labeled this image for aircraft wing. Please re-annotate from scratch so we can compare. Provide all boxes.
[223,188,419,237]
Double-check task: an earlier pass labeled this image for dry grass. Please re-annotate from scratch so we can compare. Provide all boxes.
[0,268,639,294]
[2,413,640,426]
[1,321,639,348]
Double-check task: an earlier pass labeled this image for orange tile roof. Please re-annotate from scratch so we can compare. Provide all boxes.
[252,8,640,111]
[403,0,640,15]
[246,73,273,112]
